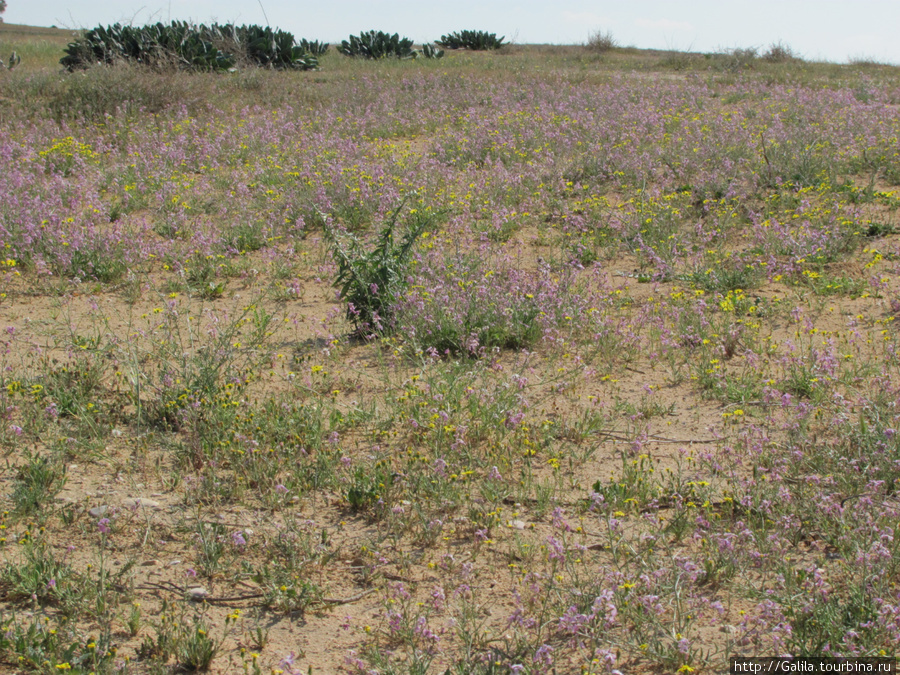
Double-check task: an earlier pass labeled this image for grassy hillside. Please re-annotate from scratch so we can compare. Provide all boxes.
[0,22,78,69]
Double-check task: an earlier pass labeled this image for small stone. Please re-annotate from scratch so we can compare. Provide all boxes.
[140,559,157,567]
[89,506,109,518]
[510,520,527,530]
[186,587,209,601]
[122,498,160,509]
[167,560,182,567]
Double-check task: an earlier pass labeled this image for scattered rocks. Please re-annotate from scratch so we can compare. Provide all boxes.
[122,498,160,509]
[88,505,109,518]
[186,587,209,601]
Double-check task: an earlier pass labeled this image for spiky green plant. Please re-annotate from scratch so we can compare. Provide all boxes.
[436,30,505,50]
[420,43,444,59]
[61,22,234,71]
[60,22,320,71]
[322,200,435,335]
[338,30,416,59]
[298,38,329,56]
[0,51,20,70]
[219,24,319,69]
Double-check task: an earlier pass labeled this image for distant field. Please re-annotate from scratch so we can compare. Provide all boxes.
[0,22,73,35]
[1,25,900,675]
[0,22,77,69]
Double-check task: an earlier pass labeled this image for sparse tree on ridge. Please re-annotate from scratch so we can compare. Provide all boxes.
[0,1,6,21]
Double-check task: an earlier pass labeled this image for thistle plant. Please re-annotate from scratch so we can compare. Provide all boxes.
[323,200,436,336]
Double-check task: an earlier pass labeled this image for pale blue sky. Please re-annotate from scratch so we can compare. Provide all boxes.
[6,1,899,64]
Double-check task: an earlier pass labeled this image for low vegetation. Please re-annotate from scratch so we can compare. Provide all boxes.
[0,22,898,674]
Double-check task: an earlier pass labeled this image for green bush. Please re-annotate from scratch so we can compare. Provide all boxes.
[61,22,232,71]
[224,24,320,69]
[298,38,329,56]
[61,22,321,71]
[339,30,416,59]
[437,30,505,51]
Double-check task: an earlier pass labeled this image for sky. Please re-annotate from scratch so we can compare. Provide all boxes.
[5,0,900,65]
